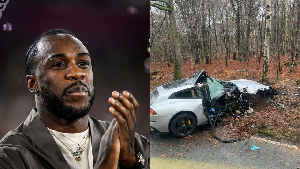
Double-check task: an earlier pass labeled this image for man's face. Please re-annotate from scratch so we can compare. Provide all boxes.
[197,83,203,88]
[35,34,95,121]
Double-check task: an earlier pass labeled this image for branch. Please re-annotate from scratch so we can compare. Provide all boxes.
[150,0,168,4]
[150,2,172,11]
[150,10,168,47]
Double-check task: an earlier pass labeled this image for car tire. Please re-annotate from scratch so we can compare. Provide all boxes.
[170,113,197,138]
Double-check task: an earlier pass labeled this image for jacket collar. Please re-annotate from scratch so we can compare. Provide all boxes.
[88,117,101,166]
[22,108,72,169]
[22,108,104,168]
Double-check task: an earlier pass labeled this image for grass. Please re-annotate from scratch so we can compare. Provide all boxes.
[254,128,276,137]
[151,157,259,169]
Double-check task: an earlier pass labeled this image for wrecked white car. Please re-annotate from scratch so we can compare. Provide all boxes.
[150,70,276,138]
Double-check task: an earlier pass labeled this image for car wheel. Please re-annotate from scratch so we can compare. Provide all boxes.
[170,113,197,138]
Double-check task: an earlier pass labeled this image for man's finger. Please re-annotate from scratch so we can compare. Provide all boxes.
[109,107,129,132]
[122,91,139,117]
[108,97,132,129]
[109,107,131,146]
[111,91,134,118]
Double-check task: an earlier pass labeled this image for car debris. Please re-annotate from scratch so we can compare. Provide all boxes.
[237,69,248,72]
[267,98,285,109]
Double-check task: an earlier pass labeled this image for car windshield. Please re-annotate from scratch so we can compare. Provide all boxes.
[206,77,225,99]
[150,88,159,105]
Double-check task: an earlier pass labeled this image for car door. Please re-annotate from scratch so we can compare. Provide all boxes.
[169,87,208,125]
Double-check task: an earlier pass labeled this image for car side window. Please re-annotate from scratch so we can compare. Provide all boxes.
[169,87,203,99]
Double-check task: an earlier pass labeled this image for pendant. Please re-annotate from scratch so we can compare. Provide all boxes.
[73,147,83,156]
[75,156,81,161]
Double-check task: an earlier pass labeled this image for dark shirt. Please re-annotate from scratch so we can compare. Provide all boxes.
[196,84,211,110]
[0,108,149,169]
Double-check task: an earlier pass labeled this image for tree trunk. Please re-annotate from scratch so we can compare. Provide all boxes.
[213,13,218,59]
[201,0,209,64]
[284,0,289,57]
[258,14,264,67]
[262,0,272,83]
[233,51,237,60]
[275,0,281,76]
[245,0,253,60]
[236,1,241,61]
[208,2,212,63]
[231,0,242,61]
[297,0,300,60]
[168,0,182,80]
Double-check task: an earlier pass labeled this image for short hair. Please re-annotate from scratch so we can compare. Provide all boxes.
[25,29,75,75]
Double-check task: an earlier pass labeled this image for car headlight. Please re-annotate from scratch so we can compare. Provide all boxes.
[150,108,157,115]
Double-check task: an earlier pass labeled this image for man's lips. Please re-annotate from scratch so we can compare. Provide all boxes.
[66,86,88,96]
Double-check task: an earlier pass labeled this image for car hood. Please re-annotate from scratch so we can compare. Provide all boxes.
[229,79,269,94]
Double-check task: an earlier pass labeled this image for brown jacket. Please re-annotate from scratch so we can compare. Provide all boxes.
[0,108,149,169]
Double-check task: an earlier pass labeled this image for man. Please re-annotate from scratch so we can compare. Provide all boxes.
[0,29,149,169]
[196,81,211,113]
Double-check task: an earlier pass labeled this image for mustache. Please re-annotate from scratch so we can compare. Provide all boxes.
[62,81,90,96]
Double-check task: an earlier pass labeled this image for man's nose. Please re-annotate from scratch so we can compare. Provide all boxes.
[65,63,85,81]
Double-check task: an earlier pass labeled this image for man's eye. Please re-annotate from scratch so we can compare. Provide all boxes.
[51,62,66,68]
[78,61,90,67]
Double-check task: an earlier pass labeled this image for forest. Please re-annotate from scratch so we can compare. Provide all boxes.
[150,0,300,144]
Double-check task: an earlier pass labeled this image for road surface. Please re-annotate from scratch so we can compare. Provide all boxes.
[150,128,300,169]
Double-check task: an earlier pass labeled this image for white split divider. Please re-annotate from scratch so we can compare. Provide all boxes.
[250,136,299,150]
[0,0,9,19]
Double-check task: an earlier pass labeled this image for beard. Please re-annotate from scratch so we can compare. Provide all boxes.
[39,82,95,122]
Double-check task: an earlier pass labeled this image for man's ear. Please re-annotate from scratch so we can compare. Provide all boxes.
[26,75,39,93]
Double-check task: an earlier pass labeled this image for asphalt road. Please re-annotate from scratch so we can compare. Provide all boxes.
[150,127,300,169]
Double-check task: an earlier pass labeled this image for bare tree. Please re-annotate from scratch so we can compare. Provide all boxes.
[150,0,299,81]
[262,0,272,83]
[150,0,182,80]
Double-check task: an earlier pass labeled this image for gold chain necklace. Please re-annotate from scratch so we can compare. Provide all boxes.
[49,129,89,161]
[59,130,89,148]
